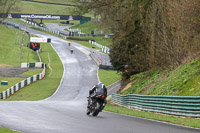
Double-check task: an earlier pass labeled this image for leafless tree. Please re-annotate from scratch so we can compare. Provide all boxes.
[0,0,19,20]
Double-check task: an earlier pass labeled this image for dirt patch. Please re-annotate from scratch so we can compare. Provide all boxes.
[120,82,133,92]
[0,66,28,78]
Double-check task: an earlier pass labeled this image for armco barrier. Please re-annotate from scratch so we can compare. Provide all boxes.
[89,40,110,54]
[90,52,102,66]
[89,52,113,70]
[111,93,200,117]
[0,65,46,99]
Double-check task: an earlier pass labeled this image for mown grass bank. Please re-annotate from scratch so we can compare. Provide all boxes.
[0,25,38,65]
[0,24,41,92]
[0,127,19,133]
[121,60,200,96]
[1,43,63,101]
[33,0,74,5]
[70,21,112,46]
[68,36,112,47]
[11,0,93,17]
[104,104,200,128]
[11,1,74,15]
[104,60,200,128]
[98,69,121,86]
[71,21,109,35]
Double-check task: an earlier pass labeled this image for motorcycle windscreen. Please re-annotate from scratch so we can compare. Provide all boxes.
[96,88,105,96]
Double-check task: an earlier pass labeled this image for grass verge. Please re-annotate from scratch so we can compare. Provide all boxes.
[6,18,30,25]
[0,24,42,92]
[71,21,109,34]
[0,25,38,65]
[34,0,74,5]
[1,43,63,101]
[19,69,42,77]
[0,69,42,92]
[0,127,19,133]
[0,77,24,92]
[11,1,74,15]
[121,60,200,96]
[68,36,111,47]
[104,103,200,128]
[98,69,121,86]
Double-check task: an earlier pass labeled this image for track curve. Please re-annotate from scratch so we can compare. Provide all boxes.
[0,22,199,133]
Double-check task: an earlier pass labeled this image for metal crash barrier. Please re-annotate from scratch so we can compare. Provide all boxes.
[111,93,200,117]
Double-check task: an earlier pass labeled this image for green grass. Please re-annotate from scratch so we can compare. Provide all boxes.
[71,21,108,34]
[70,21,112,46]
[0,127,19,133]
[121,60,200,96]
[71,21,98,34]
[35,19,80,27]
[0,25,38,65]
[69,36,112,47]
[148,60,200,96]
[34,0,75,5]
[67,20,80,27]
[121,70,162,95]
[0,77,24,92]
[104,103,200,128]
[98,69,121,86]
[1,43,63,101]
[11,0,93,17]
[0,69,42,92]
[11,1,74,15]
[0,24,43,93]
[6,18,30,25]
[20,69,42,77]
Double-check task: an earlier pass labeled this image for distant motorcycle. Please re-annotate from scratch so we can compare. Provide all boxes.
[86,89,106,116]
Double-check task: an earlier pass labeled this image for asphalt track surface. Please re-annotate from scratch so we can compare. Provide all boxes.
[0,22,200,133]
[45,23,71,35]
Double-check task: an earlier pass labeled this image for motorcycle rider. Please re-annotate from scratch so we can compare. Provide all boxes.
[88,82,107,109]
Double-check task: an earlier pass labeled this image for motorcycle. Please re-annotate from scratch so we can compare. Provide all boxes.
[86,89,106,116]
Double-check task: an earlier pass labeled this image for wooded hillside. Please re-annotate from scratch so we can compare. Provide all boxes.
[74,0,200,80]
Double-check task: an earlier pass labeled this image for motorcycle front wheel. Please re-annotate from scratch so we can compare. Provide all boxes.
[92,102,101,116]
[86,108,90,115]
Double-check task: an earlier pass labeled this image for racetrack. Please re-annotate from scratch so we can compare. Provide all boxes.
[0,22,199,133]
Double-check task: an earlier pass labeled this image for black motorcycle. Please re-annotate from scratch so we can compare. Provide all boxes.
[86,88,106,116]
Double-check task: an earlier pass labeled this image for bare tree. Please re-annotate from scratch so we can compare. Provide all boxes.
[0,0,19,20]
[73,0,200,79]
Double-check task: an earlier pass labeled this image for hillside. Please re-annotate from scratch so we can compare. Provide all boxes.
[28,0,74,5]
[11,0,74,15]
[120,60,200,96]
[10,0,93,17]
[0,25,37,65]
[0,24,42,92]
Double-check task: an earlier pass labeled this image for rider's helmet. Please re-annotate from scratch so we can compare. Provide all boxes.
[98,82,106,89]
